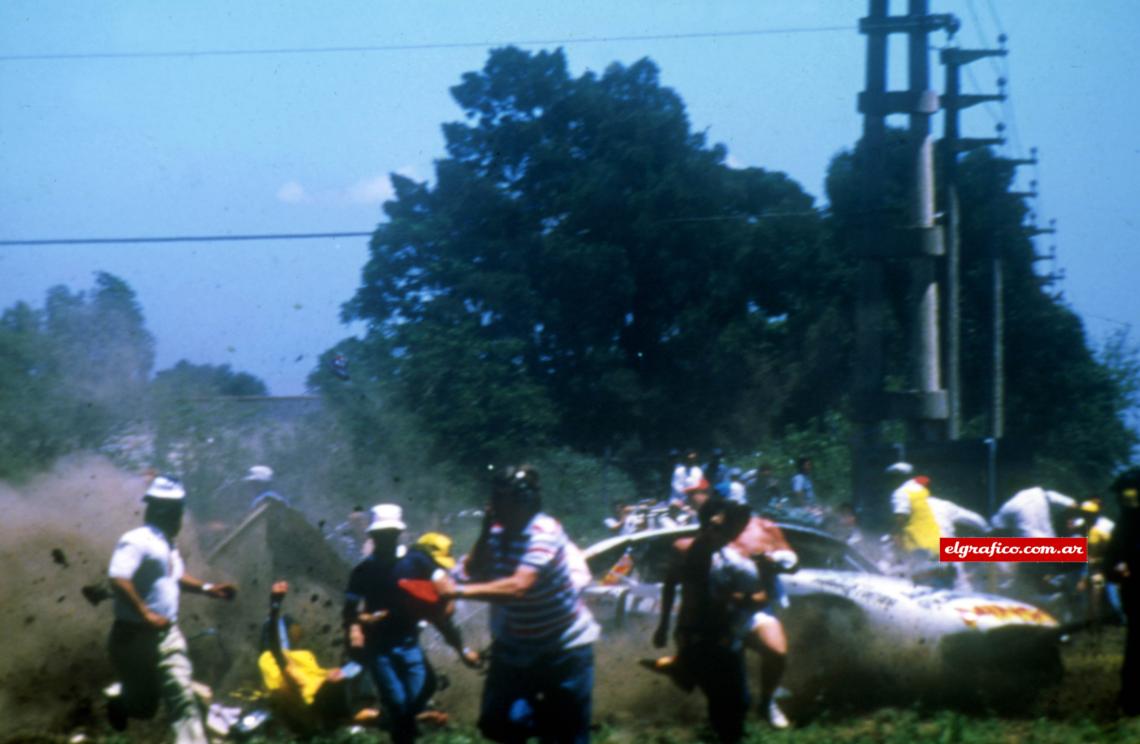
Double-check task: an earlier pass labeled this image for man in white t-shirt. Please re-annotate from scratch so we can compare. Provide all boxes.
[990,486,1078,538]
[106,476,236,742]
[991,485,1080,596]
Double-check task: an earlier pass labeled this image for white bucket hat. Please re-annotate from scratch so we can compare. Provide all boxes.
[885,462,915,476]
[145,476,186,502]
[368,503,406,532]
[243,465,274,482]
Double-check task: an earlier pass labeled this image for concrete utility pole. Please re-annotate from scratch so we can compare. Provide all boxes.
[940,44,1006,440]
[853,0,955,518]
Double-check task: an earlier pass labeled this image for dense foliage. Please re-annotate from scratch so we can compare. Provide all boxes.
[326,46,1135,492]
[334,47,844,467]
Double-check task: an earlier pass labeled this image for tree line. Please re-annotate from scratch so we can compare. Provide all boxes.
[315,47,1137,493]
[1,46,1134,513]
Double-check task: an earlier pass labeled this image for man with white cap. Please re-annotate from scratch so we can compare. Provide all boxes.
[343,504,478,743]
[106,475,237,742]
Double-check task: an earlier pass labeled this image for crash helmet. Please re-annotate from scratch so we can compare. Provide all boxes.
[492,465,542,512]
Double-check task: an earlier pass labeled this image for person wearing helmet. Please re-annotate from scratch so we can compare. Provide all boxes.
[105,475,237,741]
[1105,467,1140,715]
[447,465,600,744]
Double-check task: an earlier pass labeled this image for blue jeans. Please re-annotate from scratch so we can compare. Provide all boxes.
[479,644,594,744]
[366,639,432,744]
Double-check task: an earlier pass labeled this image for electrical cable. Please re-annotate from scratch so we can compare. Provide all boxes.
[0,231,373,247]
[0,26,855,63]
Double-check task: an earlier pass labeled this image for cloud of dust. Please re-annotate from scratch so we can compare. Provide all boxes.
[0,455,220,737]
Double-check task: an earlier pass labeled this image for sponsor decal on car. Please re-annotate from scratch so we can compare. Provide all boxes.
[948,600,1058,629]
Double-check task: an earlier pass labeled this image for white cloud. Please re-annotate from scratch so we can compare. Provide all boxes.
[276,167,424,207]
[276,180,309,204]
[345,175,395,205]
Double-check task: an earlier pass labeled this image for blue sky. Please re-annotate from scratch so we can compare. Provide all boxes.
[1,1,1137,399]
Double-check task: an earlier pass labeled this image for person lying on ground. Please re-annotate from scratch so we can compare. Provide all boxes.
[260,580,379,733]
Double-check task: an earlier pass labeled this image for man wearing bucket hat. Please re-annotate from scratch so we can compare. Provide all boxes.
[105,475,237,742]
[343,505,479,743]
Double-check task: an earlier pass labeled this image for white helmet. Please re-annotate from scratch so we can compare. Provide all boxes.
[145,476,186,502]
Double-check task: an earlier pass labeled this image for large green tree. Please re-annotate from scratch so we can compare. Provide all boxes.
[335,47,838,465]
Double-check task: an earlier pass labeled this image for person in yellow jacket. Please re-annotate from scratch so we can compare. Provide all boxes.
[887,463,942,558]
[259,581,378,733]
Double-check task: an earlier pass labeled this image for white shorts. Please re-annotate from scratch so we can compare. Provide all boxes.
[748,609,780,631]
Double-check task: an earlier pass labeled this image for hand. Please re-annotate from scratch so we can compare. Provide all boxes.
[144,609,171,631]
[652,625,668,649]
[434,573,457,596]
[326,668,345,683]
[207,583,237,600]
[459,647,483,669]
[271,580,289,599]
[359,610,389,625]
[348,624,365,649]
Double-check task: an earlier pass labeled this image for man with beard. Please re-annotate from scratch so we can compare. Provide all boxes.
[106,475,237,742]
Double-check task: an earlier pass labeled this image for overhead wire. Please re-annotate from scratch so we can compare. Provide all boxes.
[0,231,374,247]
[0,25,855,63]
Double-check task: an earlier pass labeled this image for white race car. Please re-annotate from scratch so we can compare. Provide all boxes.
[582,522,1063,709]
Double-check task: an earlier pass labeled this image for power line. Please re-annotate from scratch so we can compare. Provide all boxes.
[1,213,833,245]
[0,231,373,247]
[0,26,855,62]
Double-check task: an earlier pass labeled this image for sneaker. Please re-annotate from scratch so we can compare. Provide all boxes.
[638,656,675,675]
[638,656,695,692]
[766,700,790,729]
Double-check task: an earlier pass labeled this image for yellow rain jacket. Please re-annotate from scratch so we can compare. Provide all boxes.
[893,478,942,554]
[258,649,329,706]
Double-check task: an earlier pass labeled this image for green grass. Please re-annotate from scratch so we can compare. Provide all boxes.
[6,629,1137,744]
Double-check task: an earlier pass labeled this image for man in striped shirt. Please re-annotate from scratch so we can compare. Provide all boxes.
[448,465,600,744]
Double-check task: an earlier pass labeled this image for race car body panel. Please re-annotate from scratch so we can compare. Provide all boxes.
[582,521,1062,702]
